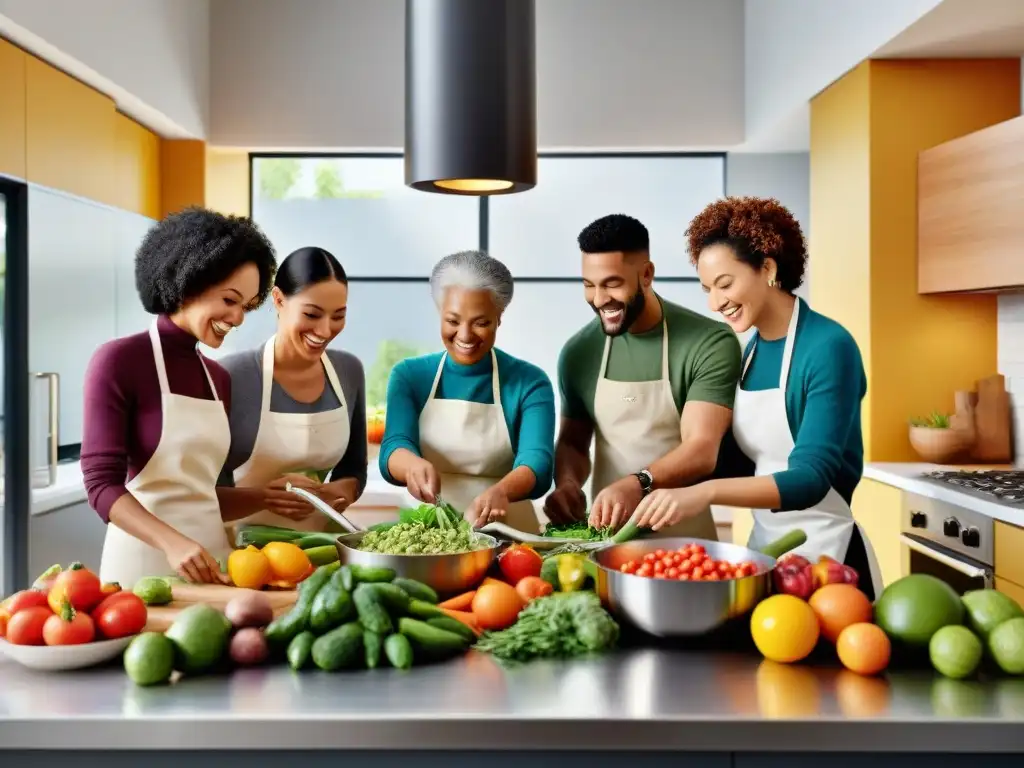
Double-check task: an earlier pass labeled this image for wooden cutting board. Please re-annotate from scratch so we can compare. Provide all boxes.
[973,374,1012,462]
[143,584,299,633]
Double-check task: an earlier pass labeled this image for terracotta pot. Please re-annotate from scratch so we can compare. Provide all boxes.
[908,425,974,463]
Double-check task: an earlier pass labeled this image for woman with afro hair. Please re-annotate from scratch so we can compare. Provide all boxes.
[81,207,277,587]
[632,196,881,599]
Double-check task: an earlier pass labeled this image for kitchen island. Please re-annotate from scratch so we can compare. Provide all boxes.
[2,647,1023,763]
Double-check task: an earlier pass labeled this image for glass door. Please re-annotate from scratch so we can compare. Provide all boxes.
[0,178,29,594]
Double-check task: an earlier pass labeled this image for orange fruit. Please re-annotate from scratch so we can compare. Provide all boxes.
[808,583,873,643]
[750,594,820,663]
[261,542,312,583]
[471,581,524,631]
[227,546,272,589]
[836,622,891,676]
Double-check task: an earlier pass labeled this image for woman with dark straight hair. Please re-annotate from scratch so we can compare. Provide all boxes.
[217,246,368,531]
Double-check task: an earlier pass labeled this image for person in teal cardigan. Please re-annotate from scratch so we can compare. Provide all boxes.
[379,250,555,534]
[633,197,881,599]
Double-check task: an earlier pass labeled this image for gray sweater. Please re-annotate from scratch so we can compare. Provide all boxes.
[216,346,367,491]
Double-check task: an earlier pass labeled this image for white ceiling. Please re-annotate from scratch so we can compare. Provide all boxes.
[878,0,1024,57]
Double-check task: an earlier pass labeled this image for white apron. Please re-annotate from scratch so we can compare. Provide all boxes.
[733,300,882,594]
[233,337,351,531]
[418,350,540,534]
[592,316,718,540]
[99,321,233,588]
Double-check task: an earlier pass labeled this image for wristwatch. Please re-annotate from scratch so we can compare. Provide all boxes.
[634,468,654,496]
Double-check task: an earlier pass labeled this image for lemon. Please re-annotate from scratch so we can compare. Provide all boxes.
[750,594,820,663]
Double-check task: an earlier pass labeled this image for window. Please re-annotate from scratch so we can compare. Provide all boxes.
[248,153,725,409]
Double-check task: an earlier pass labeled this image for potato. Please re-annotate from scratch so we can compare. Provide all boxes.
[224,591,274,629]
[229,628,269,666]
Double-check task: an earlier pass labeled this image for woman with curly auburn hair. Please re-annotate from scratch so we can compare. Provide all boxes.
[632,196,881,599]
[81,207,277,588]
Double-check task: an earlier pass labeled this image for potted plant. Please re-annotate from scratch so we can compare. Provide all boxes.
[908,411,975,463]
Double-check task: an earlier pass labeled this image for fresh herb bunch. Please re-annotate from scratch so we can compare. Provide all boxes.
[542,521,612,541]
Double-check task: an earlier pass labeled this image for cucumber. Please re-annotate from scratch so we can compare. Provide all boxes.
[309,571,355,634]
[339,564,355,592]
[350,564,397,583]
[392,577,439,604]
[264,563,338,649]
[384,633,414,670]
[236,525,306,548]
[367,582,411,614]
[426,616,476,644]
[305,545,340,566]
[353,583,394,634]
[311,621,364,672]
[406,598,445,620]
[364,630,384,669]
[294,533,340,550]
[398,617,469,658]
[286,631,315,671]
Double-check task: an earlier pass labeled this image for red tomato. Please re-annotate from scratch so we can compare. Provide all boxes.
[498,545,543,585]
[692,566,705,579]
[43,604,96,646]
[643,552,657,563]
[5,606,52,645]
[515,576,554,604]
[2,589,50,615]
[667,567,679,578]
[654,549,667,559]
[48,563,103,613]
[0,613,6,638]
[677,573,691,581]
[717,562,732,575]
[654,572,668,579]
[653,561,666,574]
[93,593,147,639]
[661,556,674,568]
[637,564,653,578]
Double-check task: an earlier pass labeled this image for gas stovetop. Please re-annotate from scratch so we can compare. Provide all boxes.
[923,469,1024,505]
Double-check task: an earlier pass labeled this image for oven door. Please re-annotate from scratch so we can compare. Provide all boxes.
[900,532,994,594]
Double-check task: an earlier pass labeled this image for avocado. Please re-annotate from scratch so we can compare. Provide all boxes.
[164,604,232,675]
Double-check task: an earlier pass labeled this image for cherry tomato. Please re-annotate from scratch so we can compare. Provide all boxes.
[679,560,694,574]
[643,552,657,563]
[667,567,679,578]
[717,562,732,574]
[654,549,667,559]
[654,572,668,579]
[692,566,705,579]
[621,562,637,574]
[637,565,653,578]
[654,560,666,574]
[677,573,690,581]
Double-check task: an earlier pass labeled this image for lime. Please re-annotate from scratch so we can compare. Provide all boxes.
[875,574,963,647]
[989,616,1024,675]
[962,590,1024,639]
[124,632,175,686]
[133,576,173,606]
[929,625,982,679]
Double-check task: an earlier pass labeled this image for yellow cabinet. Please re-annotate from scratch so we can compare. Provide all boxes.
[851,479,903,588]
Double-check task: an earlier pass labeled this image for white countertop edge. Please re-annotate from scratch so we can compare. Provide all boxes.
[864,462,1024,525]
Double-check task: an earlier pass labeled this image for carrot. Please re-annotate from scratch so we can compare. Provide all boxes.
[438,590,476,611]
[441,608,481,636]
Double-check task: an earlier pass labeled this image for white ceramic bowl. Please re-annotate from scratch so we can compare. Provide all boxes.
[0,635,135,671]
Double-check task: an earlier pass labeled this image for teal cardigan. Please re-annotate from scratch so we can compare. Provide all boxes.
[378,349,555,499]
[739,298,867,511]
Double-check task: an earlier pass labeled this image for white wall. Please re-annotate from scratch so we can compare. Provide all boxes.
[209,0,745,149]
[0,0,210,138]
[742,0,943,151]
[724,151,811,297]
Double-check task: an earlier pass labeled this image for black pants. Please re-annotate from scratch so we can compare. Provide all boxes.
[844,524,877,601]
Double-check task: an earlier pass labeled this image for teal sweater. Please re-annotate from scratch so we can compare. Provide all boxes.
[740,298,867,511]
[379,349,556,499]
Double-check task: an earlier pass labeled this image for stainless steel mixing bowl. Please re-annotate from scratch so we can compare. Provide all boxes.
[590,534,801,637]
[334,531,499,596]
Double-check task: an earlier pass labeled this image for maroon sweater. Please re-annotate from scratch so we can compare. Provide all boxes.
[81,315,232,523]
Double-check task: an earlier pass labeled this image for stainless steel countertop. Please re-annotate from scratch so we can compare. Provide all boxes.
[3,648,1024,752]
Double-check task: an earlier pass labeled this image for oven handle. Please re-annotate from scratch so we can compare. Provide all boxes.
[899,533,990,580]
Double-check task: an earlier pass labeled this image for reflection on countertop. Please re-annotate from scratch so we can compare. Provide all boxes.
[1,648,1023,751]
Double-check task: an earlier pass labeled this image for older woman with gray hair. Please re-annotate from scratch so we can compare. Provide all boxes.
[378,251,555,533]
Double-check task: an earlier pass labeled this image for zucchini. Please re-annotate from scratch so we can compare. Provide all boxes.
[309,570,355,634]
[236,524,306,548]
[311,621,364,671]
[364,629,384,669]
[426,616,476,644]
[294,533,339,550]
[305,545,340,566]
[367,582,410,614]
[384,633,414,670]
[398,617,469,658]
[264,562,338,649]
[406,598,445,620]
[353,583,394,634]
[392,577,439,604]
[286,631,315,671]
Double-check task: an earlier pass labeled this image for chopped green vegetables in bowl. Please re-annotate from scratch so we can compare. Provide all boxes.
[542,521,613,541]
[356,500,488,556]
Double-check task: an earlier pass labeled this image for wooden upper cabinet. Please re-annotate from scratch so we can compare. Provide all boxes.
[0,39,27,179]
[918,115,1024,294]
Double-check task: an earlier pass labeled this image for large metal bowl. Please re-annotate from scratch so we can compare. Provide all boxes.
[334,531,499,596]
[591,537,783,637]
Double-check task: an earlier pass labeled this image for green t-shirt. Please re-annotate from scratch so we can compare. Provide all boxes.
[557,295,742,421]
